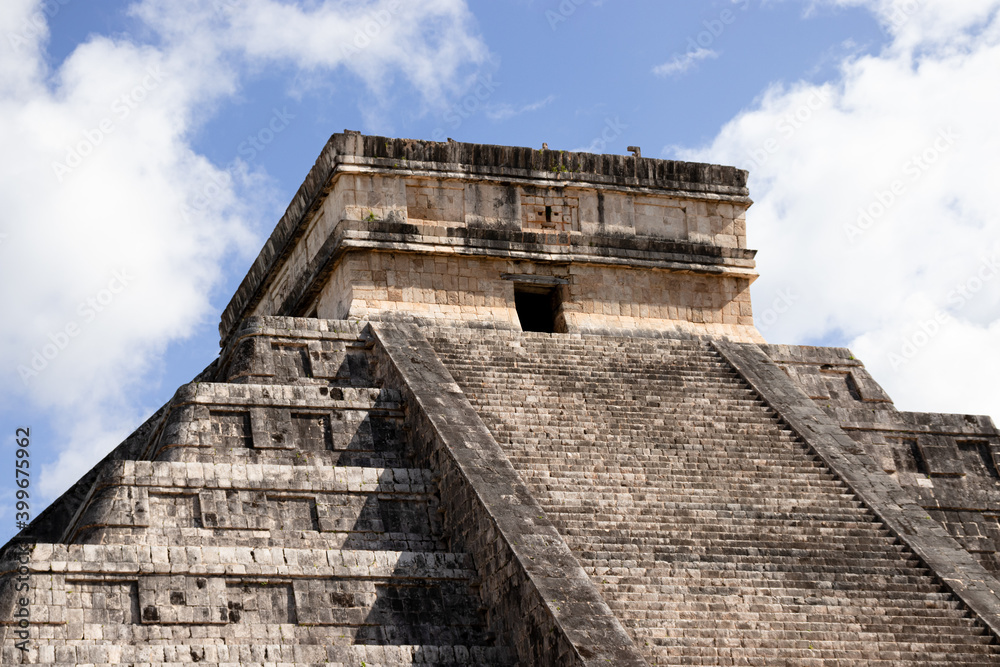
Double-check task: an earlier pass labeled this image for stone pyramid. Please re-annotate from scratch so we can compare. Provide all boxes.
[3,133,1000,666]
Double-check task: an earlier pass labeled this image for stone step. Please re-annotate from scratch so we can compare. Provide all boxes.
[644,647,1000,665]
[512,465,841,480]
[521,468,842,481]
[527,481,844,493]
[632,627,995,646]
[594,578,951,595]
[469,394,771,405]
[500,438,814,449]
[10,643,515,666]
[11,544,478,579]
[157,447,410,468]
[579,542,914,557]
[580,561,930,577]
[543,497,866,509]
[554,521,897,538]
[86,528,449,552]
[606,604,978,623]
[554,525,898,542]
[546,506,870,519]
[544,499,870,513]
[581,550,921,566]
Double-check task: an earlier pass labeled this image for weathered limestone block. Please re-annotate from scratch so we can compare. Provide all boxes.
[632,193,687,239]
[250,407,295,450]
[138,576,227,625]
[405,177,466,224]
[464,181,520,229]
[918,435,969,477]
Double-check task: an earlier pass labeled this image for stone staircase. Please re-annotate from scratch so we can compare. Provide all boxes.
[1,322,513,666]
[429,330,1000,666]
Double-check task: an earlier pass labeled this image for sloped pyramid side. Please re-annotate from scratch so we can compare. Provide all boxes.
[1,320,514,666]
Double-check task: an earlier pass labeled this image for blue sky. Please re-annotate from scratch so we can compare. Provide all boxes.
[1,0,998,545]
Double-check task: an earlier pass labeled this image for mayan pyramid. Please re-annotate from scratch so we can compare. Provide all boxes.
[3,132,1000,666]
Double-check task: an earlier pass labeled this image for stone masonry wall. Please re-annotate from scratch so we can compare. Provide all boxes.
[248,171,755,336]
[315,250,758,341]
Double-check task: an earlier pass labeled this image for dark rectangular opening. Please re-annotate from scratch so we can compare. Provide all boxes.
[514,285,558,333]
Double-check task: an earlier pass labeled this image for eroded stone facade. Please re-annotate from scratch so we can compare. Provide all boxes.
[312,251,755,339]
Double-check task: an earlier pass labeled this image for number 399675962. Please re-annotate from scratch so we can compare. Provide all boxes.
[15,427,30,525]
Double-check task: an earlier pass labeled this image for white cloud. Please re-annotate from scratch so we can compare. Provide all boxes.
[131,0,487,108]
[0,0,487,499]
[677,0,1000,423]
[485,94,556,121]
[826,0,1000,52]
[653,47,719,77]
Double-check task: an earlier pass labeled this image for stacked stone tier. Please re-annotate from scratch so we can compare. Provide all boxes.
[1,327,512,667]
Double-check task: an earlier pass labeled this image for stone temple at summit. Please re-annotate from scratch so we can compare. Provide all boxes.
[4,132,1000,666]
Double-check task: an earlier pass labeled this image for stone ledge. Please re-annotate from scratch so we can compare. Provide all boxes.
[333,134,749,195]
[1,544,471,580]
[760,343,865,366]
[834,410,1000,435]
[4,643,512,667]
[714,339,1000,640]
[90,461,433,494]
[359,219,756,263]
[335,229,756,271]
[170,382,400,411]
[225,316,367,344]
[274,219,757,333]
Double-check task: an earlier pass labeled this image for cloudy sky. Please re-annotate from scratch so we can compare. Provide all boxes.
[1,0,998,544]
